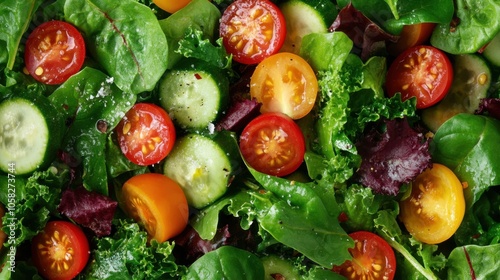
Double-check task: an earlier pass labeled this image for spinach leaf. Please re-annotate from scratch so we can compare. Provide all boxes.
[0,0,42,71]
[446,244,500,279]
[431,0,500,54]
[49,67,136,195]
[337,0,454,34]
[158,0,221,69]
[185,246,264,280]
[430,114,500,206]
[64,0,168,94]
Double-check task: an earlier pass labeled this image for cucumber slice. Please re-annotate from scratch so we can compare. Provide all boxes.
[262,255,301,280]
[0,95,64,175]
[483,32,500,67]
[162,132,239,209]
[279,0,337,54]
[158,59,229,131]
[422,54,491,132]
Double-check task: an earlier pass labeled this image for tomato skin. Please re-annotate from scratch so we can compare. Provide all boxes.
[116,103,176,166]
[250,52,318,119]
[31,221,90,280]
[25,20,86,85]
[219,0,286,65]
[153,0,191,13]
[386,45,453,109]
[121,173,189,243]
[239,112,305,177]
[387,23,436,56]
[399,163,465,244]
[333,231,396,280]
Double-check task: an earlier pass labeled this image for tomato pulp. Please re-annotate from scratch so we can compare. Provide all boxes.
[121,173,189,243]
[25,20,86,85]
[250,52,318,119]
[116,103,176,166]
[239,112,305,177]
[386,45,453,109]
[219,0,286,65]
[31,221,90,280]
[333,231,396,280]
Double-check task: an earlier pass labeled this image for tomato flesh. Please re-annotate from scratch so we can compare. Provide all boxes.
[239,112,305,177]
[122,173,189,243]
[399,163,465,244]
[32,221,90,280]
[386,45,453,109]
[25,20,86,85]
[333,231,396,280]
[116,103,176,166]
[153,0,191,13]
[220,0,286,65]
[250,52,318,119]
[387,23,436,56]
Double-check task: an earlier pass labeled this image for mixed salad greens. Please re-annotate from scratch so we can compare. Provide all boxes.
[1,0,500,279]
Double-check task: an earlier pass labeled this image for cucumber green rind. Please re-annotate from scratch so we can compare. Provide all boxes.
[163,131,239,209]
[279,0,337,54]
[483,32,500,67]
[0,94,64,175]
[158,58,229,131]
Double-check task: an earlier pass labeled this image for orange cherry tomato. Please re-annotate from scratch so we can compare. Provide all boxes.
[121,173,189,243]
[399,163,465,244]
[31,221,90,280]
[153,0,191,14]
[387,23,436,56]
[25,20,86,85]
[239,112,305,177]
[333,231,396,280]
[250,52,318,119]
[219,0,286,65]
[386,45,453,109]
[116,103,176,166]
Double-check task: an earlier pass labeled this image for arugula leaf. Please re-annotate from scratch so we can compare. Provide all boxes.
[50,67,136,195]
[64,0,168,94]
[430,114,500,206]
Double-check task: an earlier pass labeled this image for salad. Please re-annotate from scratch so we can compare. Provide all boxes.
[1,0,500,279]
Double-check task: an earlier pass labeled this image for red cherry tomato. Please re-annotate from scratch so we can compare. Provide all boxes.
[31,221,90,280]
[219,0,286,65]
[386,45,453,109]
[116,103,176,166]
[333,231,396,280]
[239,112,305,177]
[24,20,86,85]
[387,23,436,56]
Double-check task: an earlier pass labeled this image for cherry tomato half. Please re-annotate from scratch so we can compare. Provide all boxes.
[250,52,318,119]
[25,20,86,85]
[153,0,191,14]
[116,103,176,166]
[399,163,465,244]
[31,221,90,280]
[219,0,286,65]
[333,231,396,280]
[121,173,189,243]
[239,112,305,177]
[386,45,453,109]
[386,23,436,56]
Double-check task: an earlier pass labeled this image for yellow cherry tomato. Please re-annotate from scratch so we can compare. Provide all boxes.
[153,0,191,14]
[399,163,466,244]
[122,173,189,243]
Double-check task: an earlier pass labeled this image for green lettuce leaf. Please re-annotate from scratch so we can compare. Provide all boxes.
[82,219,181,279]
[446,244,500,279]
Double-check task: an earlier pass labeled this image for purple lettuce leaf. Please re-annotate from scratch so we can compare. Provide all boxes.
[476,98,500,120]
[355,118,432,195]
[58,187,118,237]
